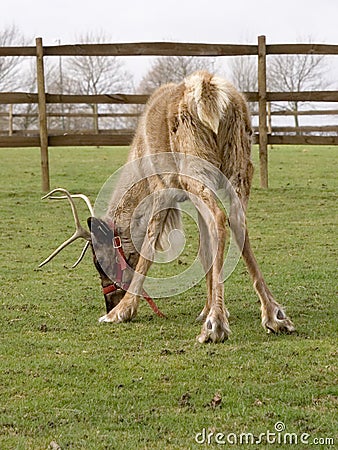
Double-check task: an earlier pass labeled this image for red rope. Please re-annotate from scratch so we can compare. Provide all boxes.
[102,283,166,318]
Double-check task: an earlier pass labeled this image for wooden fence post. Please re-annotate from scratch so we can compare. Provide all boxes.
[93,104,99,134]
[8,104,13,136]
[267,101,273,150]
[93,104,100,149]
[36,37,50,192]
[258,35,268,188]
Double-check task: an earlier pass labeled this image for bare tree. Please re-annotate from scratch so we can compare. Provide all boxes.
[228,56,257,92]
[16,61,60,131]
[137,56,218,94]
[48,32,133,131]
[15,62,39,131]
[268,52,329,128]
[0,25,28,92]
[47,61,82,131]
[66,33,132,95]
[0,25,30,133]
[228,56,258,113]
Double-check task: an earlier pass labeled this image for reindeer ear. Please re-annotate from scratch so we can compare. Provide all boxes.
[87,217,114,244]
[87,217,94,230]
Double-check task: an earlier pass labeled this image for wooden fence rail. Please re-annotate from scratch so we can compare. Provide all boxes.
[1,42,338,57]
[0,36,337,190]
[1,109,338,118]
[2,91,338,105]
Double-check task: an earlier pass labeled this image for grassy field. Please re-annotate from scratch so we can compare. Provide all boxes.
[0,145,337,449]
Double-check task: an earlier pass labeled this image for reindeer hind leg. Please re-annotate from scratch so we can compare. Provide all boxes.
[229,203,295,334]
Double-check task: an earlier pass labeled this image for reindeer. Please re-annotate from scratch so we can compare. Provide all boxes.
[40,71,295,343]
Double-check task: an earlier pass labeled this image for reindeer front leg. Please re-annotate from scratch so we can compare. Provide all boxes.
[99,207,164,324]
[98,261,150,323]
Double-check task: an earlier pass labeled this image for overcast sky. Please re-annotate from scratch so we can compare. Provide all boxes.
[1,0,337,81]
[2,0,338,45]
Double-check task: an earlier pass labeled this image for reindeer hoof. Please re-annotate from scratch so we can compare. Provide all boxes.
[98,297,138,324]
[98,309,134,324]
[262,307,296,334]
[98,314,115,323]
[197,313,230,344]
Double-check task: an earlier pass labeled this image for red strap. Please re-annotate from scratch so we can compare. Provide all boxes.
[116,247,127,271]
[101,220,166,318]
[102,284,166,318]
[102,284,117,295]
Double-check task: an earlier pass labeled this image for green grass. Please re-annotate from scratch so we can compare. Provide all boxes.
[0,145,337,449]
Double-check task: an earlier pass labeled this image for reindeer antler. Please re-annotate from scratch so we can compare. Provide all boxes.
[39,188,93,268]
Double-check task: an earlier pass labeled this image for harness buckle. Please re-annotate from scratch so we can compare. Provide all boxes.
[113,236,122,248]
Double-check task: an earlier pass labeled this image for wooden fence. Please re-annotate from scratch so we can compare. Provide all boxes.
[0,36,337,190]
[2,109,338,136]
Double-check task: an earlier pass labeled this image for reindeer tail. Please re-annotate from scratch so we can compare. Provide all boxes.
[184,71,231,134]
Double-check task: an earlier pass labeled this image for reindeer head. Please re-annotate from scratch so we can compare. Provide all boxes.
[39,188,126,313]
